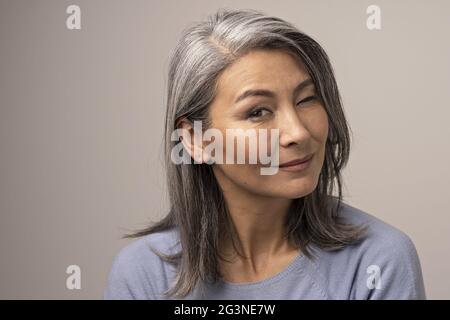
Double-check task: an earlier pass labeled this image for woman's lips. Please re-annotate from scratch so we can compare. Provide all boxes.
[279,153,314,172]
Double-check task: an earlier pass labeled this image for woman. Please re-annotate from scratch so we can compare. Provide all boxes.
[104,8,426,300]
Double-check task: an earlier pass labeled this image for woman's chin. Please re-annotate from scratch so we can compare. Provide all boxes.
[279,180,317,199]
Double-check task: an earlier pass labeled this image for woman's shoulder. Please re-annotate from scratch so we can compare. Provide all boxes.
[114,227,181,264]
[310,201,426,299]
[337,201,417,251]
[328,201,421,270]
[104,228,181,299]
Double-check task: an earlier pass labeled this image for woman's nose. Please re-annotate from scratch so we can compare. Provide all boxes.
[278,106,310,147]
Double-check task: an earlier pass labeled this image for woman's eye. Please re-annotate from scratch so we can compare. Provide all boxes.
[245,97,317,120]
[246,107,271,119]
[297,95,317,105]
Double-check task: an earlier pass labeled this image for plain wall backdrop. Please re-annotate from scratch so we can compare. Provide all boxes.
[0,0,449,299]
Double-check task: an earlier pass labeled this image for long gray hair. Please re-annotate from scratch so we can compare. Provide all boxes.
[125,8,368,298]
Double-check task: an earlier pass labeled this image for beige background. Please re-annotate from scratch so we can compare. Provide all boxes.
[0,0,449,299]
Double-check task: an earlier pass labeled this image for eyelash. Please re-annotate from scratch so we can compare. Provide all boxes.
[246,95,317,119]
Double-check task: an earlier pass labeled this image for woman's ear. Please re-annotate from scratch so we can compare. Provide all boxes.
[176,118,211,164]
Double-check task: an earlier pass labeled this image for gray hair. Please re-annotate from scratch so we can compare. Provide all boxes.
[125,7,368,299]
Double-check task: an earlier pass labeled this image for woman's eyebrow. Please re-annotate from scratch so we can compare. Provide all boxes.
[234,78,314,104]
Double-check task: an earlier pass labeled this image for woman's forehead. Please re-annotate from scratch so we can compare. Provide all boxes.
[214,50,310,102]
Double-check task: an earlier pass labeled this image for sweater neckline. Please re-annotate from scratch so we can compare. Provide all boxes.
[216,250,306,290]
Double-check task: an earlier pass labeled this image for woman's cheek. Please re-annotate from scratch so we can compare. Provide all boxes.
[311,107,329,141]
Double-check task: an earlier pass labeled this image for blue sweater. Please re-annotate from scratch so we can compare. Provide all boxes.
[104,202,426,299]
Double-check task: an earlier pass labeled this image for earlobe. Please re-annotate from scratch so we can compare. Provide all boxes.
[176,118,213,164]
[202,152,214,165]
[183,137,213,165]
[177,125,204,164]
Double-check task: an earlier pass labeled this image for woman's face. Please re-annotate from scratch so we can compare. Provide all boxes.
[207,48,329,199]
